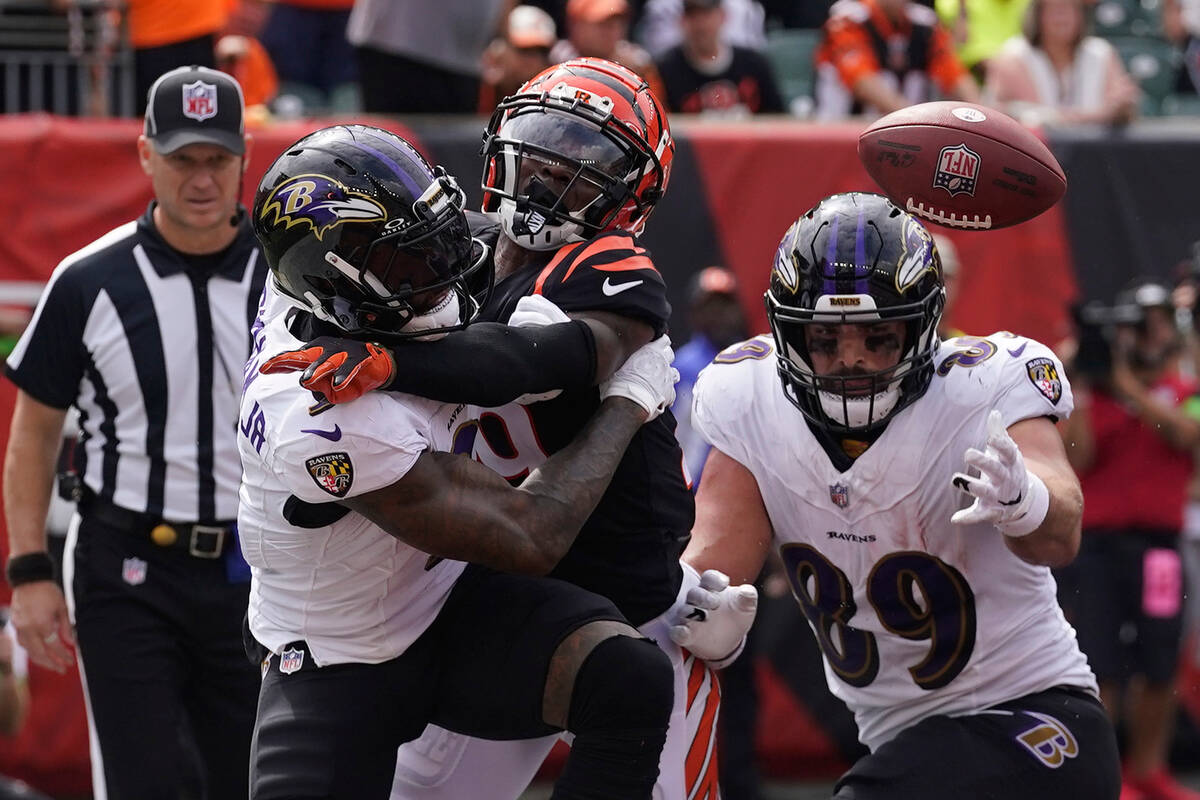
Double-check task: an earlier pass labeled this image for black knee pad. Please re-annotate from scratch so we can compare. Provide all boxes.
[555,636,674,799]
[567,634,674,734]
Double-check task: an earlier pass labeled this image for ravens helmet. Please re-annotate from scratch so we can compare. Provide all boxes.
[253,125,491,340]
[481,57,674,250]
[766,192,945,433]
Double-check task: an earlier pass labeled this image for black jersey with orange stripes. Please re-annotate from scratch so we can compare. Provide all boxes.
[494,230,670,335]
[469,212,692,626]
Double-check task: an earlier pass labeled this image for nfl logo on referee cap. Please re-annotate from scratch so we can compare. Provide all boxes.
[182,79,217,121]
[144,65,245,156]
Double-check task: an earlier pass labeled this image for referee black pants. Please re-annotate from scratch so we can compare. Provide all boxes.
[69,514,260,800]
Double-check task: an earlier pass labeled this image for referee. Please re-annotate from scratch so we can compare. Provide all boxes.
[3,66,266,799]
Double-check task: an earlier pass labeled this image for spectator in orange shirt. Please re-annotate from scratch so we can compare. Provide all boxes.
[551,0,669,106]
[216,34,279,110]
[814,0,980,119]
[127,0,230,114]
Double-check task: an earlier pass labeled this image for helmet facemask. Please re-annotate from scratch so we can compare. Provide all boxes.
[765,193,946,436]
[303,171,492,341]
[768,291,944,434]
[255,126,497,343]
[482,76,666,250]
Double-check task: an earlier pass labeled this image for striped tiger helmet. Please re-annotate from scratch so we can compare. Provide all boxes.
[482,57,674,250]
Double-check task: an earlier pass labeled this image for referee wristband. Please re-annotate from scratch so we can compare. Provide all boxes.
[5,551,56,587]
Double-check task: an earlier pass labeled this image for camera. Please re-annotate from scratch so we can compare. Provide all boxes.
[1070,300,1144,382]
[1071,281,1177,383]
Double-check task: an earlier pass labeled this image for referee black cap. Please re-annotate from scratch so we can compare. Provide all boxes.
[144,65,246,156]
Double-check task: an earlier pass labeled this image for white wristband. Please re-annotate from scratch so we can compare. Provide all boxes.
[1000,471,1050,538]
[679,560,701,592]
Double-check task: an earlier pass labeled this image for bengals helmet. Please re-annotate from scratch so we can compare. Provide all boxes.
[766,193,945,433]
[481,57,674,250]
[253,125,490,340]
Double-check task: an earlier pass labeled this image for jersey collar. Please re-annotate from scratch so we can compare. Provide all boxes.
[137,201,257,281]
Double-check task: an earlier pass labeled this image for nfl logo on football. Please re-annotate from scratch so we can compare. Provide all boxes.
[279,646,305,675]
[830,482,850,509]
[182,80,217,122]
[933,143,980,197]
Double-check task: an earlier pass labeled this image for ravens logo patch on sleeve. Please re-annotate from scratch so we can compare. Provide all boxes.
[1025,357,1062,405]
[306,452,354,497]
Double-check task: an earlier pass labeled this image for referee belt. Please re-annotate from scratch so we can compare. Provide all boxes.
[79,492,232,559]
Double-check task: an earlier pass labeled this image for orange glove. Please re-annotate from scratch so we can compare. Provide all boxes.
[260,337,397,404]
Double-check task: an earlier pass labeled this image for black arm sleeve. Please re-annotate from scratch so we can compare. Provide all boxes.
[383,320,598,407]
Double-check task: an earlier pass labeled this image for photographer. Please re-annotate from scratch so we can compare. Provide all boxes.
[1059,280,1200,800]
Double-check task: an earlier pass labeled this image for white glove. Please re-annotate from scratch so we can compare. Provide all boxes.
[669,564,758,669]
[508,294,570,404]
[950,409,1050,538]
[509,293,571,327]
[600,335,678,422]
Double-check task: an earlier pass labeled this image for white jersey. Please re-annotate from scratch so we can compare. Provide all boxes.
[236,283,467,666]
[692,331,1097,751]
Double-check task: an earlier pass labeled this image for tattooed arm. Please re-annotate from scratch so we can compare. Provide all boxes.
[343,396,645,575]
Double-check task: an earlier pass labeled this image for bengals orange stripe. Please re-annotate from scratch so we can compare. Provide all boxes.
[693,749,721,800]
[686,654,707,711]
[588,255,655,273]
[560,234,653,283]
[685,664,722,800]
[532,240,586,295]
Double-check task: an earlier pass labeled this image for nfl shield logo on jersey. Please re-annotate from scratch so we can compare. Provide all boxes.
[830,482,850,508]
[279,646,305,675]
[121,556,147,586]
[181,80,217,121]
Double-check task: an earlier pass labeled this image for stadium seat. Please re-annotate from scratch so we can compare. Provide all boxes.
[1108,35,1182,115]
[272,81,328,118]
[1161,92,1200,115]
[328,83,362,115]
[764,28,821,117]
[0,0,135,116]
[1093,0,1161,37]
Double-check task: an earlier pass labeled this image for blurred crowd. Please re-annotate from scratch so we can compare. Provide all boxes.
[1052,261,1200,800]
[3,2,1200,800]
[1,0,1199,121]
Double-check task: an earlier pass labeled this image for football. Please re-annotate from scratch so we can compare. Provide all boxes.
[857,101,1067,231]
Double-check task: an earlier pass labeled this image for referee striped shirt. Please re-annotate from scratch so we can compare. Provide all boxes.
[6,203,268,523]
